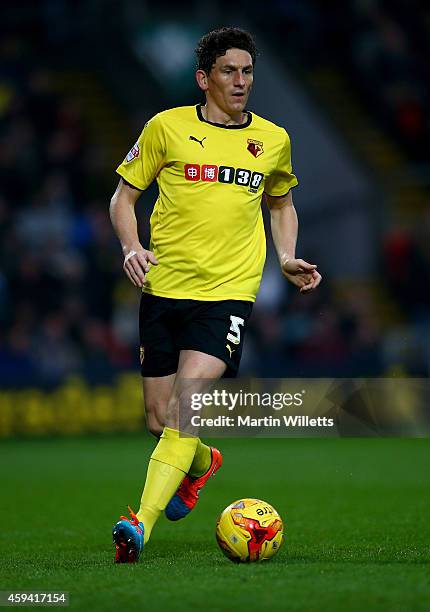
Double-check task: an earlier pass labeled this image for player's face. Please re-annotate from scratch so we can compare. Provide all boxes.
[206,48,254,115]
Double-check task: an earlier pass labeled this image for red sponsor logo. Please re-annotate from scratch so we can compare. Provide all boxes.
[201,165,218,182]
[184,164,200,181]
[183,163,264,192]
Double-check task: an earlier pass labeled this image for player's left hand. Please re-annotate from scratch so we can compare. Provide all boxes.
[280,258,322,293]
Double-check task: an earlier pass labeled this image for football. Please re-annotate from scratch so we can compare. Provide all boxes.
[215,498,284,563]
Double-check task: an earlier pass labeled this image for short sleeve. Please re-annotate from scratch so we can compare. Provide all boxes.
[264,130,298,196]
[116,114,166,190]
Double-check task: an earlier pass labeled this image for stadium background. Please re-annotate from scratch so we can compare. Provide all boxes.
[0,2,429,610]
[1,0,429,435]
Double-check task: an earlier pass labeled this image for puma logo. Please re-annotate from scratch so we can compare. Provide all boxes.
[226,344,235,358]
[189,135,206,148]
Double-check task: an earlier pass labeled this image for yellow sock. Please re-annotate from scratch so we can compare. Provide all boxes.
[189,439,212,478]
[136,427,198,543]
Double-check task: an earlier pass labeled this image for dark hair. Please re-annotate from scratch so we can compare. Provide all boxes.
[196,27,258,74]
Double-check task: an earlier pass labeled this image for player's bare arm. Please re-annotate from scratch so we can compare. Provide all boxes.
[266,191,322,293]
[109,178,158,288]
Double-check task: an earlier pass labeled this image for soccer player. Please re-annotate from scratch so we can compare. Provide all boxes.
[109,27,321,562]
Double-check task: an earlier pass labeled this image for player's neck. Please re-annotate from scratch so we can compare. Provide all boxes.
[201,103,246,126]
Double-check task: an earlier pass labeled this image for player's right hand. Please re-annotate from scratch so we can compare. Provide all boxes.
[123,245,158,288]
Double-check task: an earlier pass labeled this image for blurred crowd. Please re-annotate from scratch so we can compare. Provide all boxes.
[1,2,429,387]
[247,0,430,375]
[0,40,137,386]
[254,0,430,160]
[348,0,429,159]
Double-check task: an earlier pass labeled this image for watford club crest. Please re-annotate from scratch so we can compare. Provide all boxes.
[247,139,264,158]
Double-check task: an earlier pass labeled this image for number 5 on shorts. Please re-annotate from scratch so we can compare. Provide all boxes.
[227,315,245,345]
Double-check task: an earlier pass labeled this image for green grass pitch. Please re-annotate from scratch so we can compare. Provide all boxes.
[1,436,429,611]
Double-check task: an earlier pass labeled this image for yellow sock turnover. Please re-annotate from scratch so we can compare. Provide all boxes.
[136,427,198,543]
[189,438,212,478]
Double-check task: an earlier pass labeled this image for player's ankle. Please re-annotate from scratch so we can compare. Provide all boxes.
[188,466,207,478]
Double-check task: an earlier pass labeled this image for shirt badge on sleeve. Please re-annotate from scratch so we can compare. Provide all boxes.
[125,142,140,162]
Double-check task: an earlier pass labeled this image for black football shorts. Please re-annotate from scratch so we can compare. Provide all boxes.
[139,293,253,378]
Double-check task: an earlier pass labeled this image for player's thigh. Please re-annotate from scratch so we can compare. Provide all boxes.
[165,350,226,430]
[143,374,175,436]
[139,293,179,374]
[177,349,227,379]
[177,299,253,378]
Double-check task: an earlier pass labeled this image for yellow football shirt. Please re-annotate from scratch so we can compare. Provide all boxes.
[116,104,298,301]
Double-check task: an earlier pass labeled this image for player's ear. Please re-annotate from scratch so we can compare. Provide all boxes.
[196,69,208,92]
